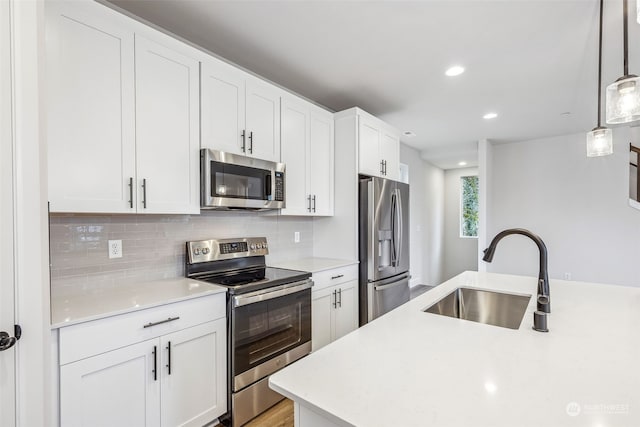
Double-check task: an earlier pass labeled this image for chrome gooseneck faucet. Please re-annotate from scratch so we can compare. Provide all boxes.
[482,228,550,332]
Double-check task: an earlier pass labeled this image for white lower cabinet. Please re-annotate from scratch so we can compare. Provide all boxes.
[60,338,160,427]
[160,321,227,427]
[311,265,358,352]
[58,294,227,427]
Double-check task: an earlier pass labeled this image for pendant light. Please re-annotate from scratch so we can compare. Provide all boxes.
[637,0,640,23]
[588,0,614,156]
[606,0,640,124]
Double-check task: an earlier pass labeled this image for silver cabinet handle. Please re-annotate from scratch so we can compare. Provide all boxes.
[312,195,316,212]
[332,289,337,308]
[383,160,387,175]
[380,160,384,175]
[331,274,344,280]
[307,195,312,212]
[142,179,147,209]
[166,341,172,375]
[241,130,246,153]
[152,345,157,381]
[337,288,342,308]
[143,316,180,328]
[248,131,253,154]
[128,177,133,208]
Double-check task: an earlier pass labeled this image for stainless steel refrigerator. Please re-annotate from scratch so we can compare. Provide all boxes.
[359,176,410,325]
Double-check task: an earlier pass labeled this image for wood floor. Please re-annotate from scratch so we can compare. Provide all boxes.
[215,399,294,427]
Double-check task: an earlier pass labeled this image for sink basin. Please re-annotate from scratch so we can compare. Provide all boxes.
[424,287,531,330]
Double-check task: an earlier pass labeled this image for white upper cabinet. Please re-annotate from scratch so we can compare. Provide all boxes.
[355,109,401,180]
[358,116,383,178]
[201,59,282,162]
[200,59,246,155]
[380,127,400,181]
[280,96,334,216]
[245,76,281,162]
[308,107,334,215]
[46,1,201,214]
[134,35,200,214]
[47,1,136,213]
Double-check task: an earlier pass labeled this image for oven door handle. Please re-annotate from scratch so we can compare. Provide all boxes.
[232,279,313,308]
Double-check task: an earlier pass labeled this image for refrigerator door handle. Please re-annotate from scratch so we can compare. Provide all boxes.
[374,274,411,291]
[396,188,403,268]
[390,191,397,267]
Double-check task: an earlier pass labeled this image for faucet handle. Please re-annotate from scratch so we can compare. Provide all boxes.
[533,311,549,333]
[537,294,551,313]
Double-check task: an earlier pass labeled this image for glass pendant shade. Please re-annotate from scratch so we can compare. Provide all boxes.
[606,75,640,124]
[586,127,613,157]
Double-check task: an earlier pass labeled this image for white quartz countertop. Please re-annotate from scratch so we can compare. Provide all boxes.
[270,257,358,273]
[270,271,640,427]
[51,277,226,329]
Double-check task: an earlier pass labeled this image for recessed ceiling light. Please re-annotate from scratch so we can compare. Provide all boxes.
[483,112,498,120]
[445,66,465,77]
[403,131,416,137]
[458,161,467,166]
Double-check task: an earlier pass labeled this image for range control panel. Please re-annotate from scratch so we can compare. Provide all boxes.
[187,237,268,264]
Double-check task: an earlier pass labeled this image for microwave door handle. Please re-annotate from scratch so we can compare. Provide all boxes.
[265,173,272,199]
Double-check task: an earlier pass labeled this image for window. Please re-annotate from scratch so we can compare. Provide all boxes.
[460,175,479,238]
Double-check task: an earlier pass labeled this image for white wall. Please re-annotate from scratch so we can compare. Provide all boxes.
[443,167,478,281]
[400,144,445,287]
[484,128,640,287]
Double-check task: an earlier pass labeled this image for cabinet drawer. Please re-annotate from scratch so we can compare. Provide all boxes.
[59,293,225,365]
[312,265,358,291]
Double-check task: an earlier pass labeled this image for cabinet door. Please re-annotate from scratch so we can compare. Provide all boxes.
[60,339,160,427]
[280,97,310,216]
[134,35,200,214]
[358,116,382,178]
[245,76,281,162]
[311,287,334,352]
[333,281,358,341]
[46,1,136,213]
[201,59,246,155]
[381,128,400,181]
[160,319,227,427]
[309,107,334,216]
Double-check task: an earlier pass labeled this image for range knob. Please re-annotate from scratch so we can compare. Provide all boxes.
[201,248,210,255]
[194,248,201,255]
[263,243,268,249]
[250,244,256,250]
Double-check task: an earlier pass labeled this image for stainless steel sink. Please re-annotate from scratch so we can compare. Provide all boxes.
[424,287,531,330]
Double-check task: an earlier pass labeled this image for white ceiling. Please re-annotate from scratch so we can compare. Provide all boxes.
[107,0,640,170]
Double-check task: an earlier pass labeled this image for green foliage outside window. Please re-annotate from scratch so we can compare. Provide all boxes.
[461,176,479,237]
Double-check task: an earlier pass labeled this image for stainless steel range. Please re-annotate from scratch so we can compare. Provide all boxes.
[185,237,312,427]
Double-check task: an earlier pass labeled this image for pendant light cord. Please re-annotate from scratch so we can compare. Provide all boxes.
[624,0,629,76]
[598,0,604,127]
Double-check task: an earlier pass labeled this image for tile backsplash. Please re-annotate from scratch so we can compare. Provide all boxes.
[49,211,313,293]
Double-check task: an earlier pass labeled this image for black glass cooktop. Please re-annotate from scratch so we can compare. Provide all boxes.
[195,267,311,294]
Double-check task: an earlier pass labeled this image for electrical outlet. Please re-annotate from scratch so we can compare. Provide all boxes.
[108,240,122,259]
[564,272,571,280]
[294,232,300,243]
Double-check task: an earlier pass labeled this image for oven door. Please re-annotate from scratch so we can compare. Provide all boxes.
[201,149,285,209]
[230,279,312,392]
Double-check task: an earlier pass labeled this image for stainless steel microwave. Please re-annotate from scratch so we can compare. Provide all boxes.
[200,149,285,210]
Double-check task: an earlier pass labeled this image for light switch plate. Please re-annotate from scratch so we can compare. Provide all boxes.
[294,232,300,243]
[108,240,122,259]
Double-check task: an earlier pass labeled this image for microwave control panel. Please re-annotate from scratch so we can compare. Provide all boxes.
[274,172,284,201]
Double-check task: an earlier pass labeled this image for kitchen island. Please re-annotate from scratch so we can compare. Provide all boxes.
[269,271,640,427]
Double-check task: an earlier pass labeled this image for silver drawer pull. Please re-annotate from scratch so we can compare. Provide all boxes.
[331,274,344,280]
[143,316,180,329]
